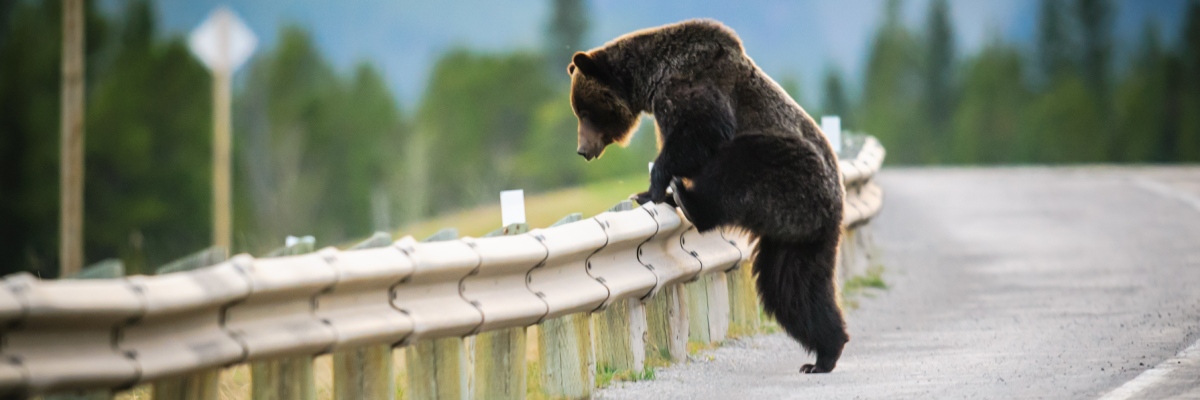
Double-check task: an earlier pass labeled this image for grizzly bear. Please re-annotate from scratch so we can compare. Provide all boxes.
[567,19,847,373]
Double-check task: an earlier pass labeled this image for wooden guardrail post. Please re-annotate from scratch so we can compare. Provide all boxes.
[151,247,229,400]
[644,283,688,364]
[44,260,125,400]
[684,277,710,346]
[405,228,471,400]
[332,232,396,400]
[705,272,730,343]
[592,298,647,381]
[726,262,760,338]
[535,213,594,399]
[684,270,731,347]
[251,237,317,400]
[472,223,531,400]
[592,201,648,382]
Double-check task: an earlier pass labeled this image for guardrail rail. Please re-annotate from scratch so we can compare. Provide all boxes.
[0,135,885,399]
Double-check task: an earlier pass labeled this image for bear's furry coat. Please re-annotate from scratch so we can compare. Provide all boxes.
[568,19,847,373]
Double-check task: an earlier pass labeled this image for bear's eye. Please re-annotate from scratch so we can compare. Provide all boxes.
[577,111,591,121]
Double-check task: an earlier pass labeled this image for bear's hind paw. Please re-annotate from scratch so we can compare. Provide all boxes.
[799,364,832,374]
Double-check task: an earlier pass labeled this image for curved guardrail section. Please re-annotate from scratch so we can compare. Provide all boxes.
[0,135,884,397]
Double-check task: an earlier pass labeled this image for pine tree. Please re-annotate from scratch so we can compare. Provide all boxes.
[545,0,590,78]
[924,0,956,161]
[1076,0,1112,98]
[1076,0,1116,157]
[821,67,852,129]
[860,0,925,163]
[1037,0,1072,84]
[0,0,108,276]
[952,41,1029,163]
[1113,23,1171,162]
[1180,0,1200,161]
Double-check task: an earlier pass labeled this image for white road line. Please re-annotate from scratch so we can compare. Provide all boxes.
[1097,338,1200,400]
[1132,178,1200,214]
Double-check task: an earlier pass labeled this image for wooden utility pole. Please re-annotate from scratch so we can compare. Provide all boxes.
[59,0,85,278]
[212,67,231,250]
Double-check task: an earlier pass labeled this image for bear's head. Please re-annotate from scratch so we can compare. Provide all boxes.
[568,51,638,161]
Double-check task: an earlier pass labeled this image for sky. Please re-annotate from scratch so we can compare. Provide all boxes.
[99,0,1192,109]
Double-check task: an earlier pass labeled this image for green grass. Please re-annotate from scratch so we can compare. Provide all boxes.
[841,265,888,309]
[595,364,657,387]
[396,175,646,240]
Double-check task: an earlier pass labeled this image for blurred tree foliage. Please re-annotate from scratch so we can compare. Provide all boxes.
[545,0,590,78]
[84,1,212,274]
[232,27,406,254]
[821,67,853,129]
[860,0,926,164]
[923,0,956,161]
[1,0,110,277]
[950,42,1029,164]
[3,0,1200,275]
[854,0,1200,166]
[413,49,554,215]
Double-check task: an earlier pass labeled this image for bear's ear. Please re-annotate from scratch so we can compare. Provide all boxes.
[567,63,576,75]
[572,52,605,79]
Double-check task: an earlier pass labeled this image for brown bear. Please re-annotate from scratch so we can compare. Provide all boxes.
[568,19,848,373]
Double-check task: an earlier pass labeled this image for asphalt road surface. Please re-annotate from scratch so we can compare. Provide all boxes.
[598,167,1200,399]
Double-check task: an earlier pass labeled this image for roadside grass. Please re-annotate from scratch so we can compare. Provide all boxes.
[397,175,646,239]
[596,364,657,388]
[841,264,888,310]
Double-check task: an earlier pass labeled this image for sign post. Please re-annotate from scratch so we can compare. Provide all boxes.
[189,7,256,251]
[59,0,85,278]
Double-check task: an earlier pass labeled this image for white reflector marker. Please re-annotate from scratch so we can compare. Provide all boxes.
[500,190,526,226]
[821,115,842,154]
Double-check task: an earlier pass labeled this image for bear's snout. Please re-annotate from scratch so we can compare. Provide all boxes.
[577,148,596,161]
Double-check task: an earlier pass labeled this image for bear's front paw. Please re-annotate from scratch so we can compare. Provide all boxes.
[630,191,653,205]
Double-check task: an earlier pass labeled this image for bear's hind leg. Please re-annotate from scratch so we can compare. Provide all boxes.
[670,177,724,232]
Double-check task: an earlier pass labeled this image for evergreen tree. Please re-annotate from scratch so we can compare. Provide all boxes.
[821,67,853,129]
[85,0,212,272]
[1037,0,1073,84]
[1076,0,1117,157]
[0,0,108,276]
[1180,0,1200,161]
[416,49,555,215]
[1114,22,1178,162]
[860,0,926,164]
[1077,0,1112,99]
[545,0,590,78]
[924,0,956,161]
[952,41,1030,163]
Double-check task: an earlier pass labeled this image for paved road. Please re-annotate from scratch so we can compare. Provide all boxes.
[598,167,1200,399]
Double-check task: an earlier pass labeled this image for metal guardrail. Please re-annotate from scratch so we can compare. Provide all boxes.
[0,136,885,397]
